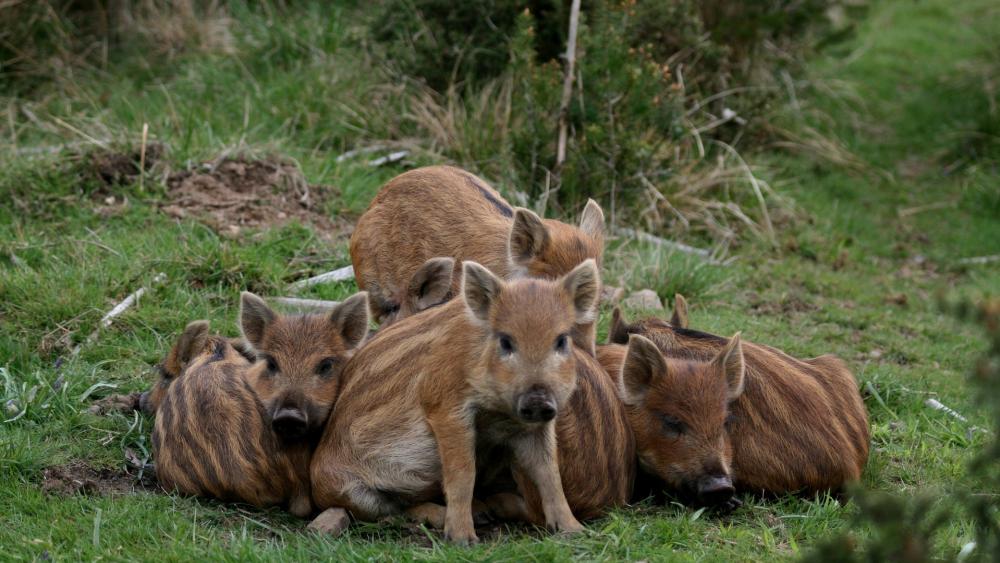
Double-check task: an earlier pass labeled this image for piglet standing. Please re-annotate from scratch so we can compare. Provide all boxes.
[310,260,602,544]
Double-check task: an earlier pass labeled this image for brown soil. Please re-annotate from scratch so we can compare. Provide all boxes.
[161,156,349,240]
[41,460,155,497]
[89,144,165,187]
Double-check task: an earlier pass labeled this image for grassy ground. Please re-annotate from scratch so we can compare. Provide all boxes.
[1,0,998,560]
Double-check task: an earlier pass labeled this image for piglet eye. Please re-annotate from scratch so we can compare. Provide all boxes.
[316,357,339,377]
[554,333,569,353]
[660,414,685,436]
[260,355,279,373]
[497,333,515,355]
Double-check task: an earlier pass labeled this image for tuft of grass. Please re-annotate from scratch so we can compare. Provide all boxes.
[0,0,997,560]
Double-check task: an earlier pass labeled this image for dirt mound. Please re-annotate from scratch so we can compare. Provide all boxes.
[41,460,155,497]
[162,157,348,240]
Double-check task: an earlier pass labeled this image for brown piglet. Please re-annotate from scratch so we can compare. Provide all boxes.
[151,291,369,517]
[349,165,605,352]
[310,260,603,544]
[597,308,870,508]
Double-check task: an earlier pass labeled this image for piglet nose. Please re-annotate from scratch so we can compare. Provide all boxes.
[696,474,735,506]
[516,389,557,423]
[272,407,308,439]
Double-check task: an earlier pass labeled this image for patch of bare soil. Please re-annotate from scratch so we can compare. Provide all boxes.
[162,156,349,240]
[41,460,155,497]
[89,144,165,186]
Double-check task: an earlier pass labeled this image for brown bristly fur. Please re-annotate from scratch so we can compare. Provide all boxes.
[598,307,870,500]
[377,256,456,328]
[310,259,624,544]
[151,292,369,517]
[349,165,605,353]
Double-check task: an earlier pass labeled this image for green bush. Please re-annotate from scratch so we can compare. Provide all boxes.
[366,0,847,240]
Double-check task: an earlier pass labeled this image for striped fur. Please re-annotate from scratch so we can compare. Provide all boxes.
[310,260,605,544]
[152,332,313,515]
[152,292,370,517]
[599,308,870,501]
[349,165,605,353]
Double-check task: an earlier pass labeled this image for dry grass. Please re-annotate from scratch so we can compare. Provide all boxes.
[0,0,234,88]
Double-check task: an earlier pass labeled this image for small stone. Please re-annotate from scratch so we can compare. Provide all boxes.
[623,289,663,311]
[600,285,624,305]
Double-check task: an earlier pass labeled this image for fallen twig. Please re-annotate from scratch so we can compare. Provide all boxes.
[271,297,340,311]
[898,200,957,217]
[368,151,409,167]
[288,265,355,290]
[335,145,387,163]
[72,273,167,357]
[612,227,722,264]
[925,398,967,422]
[925,398,986,435]
[956,254,1000,266]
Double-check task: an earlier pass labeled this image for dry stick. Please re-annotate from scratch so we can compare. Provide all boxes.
[288,265,355,291]
[368,150,409,167]
[925,398,985,434]
[613,227,722,264]
[139,123,149,194]
[71,273,167,357]
[335,145,387,163]
[554,0,582,176]
[898,200,957,217]
[957,254,1000,266]
[271,297,340,311]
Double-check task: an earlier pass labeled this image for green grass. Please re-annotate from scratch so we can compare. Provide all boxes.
[2,0,999,560]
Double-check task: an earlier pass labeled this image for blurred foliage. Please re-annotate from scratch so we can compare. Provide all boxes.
[364,0,859,237]
[804,298,1000,562]
[0,0,234,94]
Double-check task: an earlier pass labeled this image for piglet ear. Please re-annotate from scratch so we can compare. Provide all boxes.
[561,258,600,324]
[240,292,275,348]
[620,334,668,405]
[579,199,605,239]
[163,320,210,377]
[177,320,211,364]
[509,208,550,267]
[608,307,630,344]
[329,292,370,350]
[407,257,455,312]
[670,293,690,329]
[712,333,746,400]
[462,261,503,323]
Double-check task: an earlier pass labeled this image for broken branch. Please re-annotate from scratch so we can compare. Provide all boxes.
[271,297,340,311]
[72,273,167,357]
[288,265,355,290]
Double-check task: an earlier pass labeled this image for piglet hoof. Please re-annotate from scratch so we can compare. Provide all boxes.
[444,524,479,546]
[307,508,350,536]
[553,517,585,535]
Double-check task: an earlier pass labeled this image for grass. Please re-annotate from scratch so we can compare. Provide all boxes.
[1,0,999,560]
